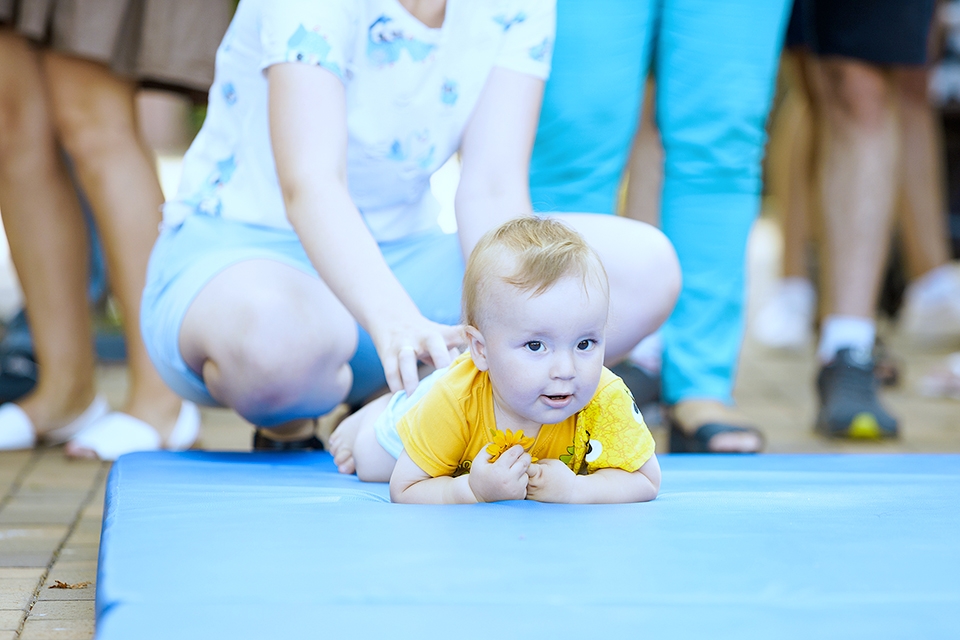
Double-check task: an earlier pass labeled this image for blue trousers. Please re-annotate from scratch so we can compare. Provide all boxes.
[531,0,790,404]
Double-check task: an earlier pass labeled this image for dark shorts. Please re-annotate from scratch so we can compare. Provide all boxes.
[786,0,936,67]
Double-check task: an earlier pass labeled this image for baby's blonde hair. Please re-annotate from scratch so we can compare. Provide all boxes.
[462,217,608,328]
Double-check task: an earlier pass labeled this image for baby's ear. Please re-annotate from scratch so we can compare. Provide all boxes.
[465,325,489,371]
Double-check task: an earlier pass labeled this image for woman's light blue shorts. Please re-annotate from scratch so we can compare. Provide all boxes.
[141,214,464,407]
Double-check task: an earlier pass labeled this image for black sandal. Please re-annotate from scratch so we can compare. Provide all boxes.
[609,361,660,407]
[252,429,325,451]
[252,417,325,452]
[0,349,38,405]
[668,420,765,454]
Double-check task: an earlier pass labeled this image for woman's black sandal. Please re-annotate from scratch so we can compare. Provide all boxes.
[668,420,765,454]
[252,430,325,451]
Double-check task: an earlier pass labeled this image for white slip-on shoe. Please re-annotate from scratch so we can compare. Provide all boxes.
[751,277,816,350]
[67,401,200,461]
[901,264,960,345]
[0,395,110,451]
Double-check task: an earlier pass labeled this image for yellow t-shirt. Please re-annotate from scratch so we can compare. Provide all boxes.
[397,353,656,478]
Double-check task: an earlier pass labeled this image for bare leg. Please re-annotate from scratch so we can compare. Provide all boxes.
[810,57,900,438]
[779,51,817,281]
[0,31,98,434]
[893,66,951,279]
[329,393,395,480]
[817,58,899,324]
[621,77,662,227]
[179,260,358,426]
[750,51,819,351]
[40,52,185,451]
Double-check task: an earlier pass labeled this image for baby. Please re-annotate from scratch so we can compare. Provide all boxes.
[329,217,661,503]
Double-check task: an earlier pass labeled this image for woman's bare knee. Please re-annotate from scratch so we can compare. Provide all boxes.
[182,263,359,423]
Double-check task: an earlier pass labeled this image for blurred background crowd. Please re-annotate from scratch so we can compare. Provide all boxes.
[0,0,957,456]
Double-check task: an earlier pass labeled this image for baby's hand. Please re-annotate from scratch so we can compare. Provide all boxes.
[525,459,578,503]
[468,444,530,502]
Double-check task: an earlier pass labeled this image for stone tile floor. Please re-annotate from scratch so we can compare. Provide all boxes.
[0,332,958,638]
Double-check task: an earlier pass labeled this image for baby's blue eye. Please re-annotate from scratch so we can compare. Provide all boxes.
[526,341,543,352]
[578,339,595,351]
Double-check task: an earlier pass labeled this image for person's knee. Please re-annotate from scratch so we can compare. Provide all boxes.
[819,60,893,132]
[0,76,47,165]
[207,297,358,417]
[52,101,131,168]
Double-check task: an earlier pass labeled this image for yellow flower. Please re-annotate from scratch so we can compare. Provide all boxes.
[485,428,537,463]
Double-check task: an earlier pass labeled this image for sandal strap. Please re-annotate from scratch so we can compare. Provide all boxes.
[670,420,764,454]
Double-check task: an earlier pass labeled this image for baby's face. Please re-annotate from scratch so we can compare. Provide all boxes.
[475,274,608,432]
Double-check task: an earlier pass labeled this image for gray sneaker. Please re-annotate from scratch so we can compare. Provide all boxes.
[815,347,899,439]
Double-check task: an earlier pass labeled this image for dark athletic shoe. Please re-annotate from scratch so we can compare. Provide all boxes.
[816,347,898,439]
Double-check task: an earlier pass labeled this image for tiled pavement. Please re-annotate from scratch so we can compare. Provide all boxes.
[0,333,958,638]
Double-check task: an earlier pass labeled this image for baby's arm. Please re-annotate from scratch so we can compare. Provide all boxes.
[389,445,531,504]
[526,454,661,504]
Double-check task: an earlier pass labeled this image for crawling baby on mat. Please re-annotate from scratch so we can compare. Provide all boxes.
[329,217,661,504]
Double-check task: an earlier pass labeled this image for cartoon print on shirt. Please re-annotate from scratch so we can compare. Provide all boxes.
[528,37,551,63]
[286,24,343,77]
[221,82,238,106]
[367,15,436,65]
[188,155,237,217]
[386,131,436,169]
[493,12,526,31]
[560,385,650,474]
[440,79,458,105]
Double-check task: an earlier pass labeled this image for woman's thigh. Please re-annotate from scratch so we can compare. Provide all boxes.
[141,215,464,409]
[141,215,351,406]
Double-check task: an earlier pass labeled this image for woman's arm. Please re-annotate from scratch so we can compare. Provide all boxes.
[454,67,545,257]
[268,63,462,393]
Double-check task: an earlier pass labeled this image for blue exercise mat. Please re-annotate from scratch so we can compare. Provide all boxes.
[96,452,960,639]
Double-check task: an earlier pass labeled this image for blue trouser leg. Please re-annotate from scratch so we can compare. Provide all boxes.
[530,0,655,215]
[656,0,790,404]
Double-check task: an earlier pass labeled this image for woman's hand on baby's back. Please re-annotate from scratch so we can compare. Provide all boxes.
[372,319,466,395]
[468,445,530,502]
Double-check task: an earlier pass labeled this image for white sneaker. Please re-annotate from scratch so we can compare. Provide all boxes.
[900,263,960,345]
[751,277,816,350]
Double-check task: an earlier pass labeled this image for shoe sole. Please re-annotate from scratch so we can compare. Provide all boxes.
[848,413,882,439]
[816,412,896,440]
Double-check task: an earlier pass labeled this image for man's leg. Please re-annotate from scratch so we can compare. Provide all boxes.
[894,67,960,343]
[813,57,900,437]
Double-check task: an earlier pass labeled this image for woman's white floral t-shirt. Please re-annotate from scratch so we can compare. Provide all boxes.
[164,0,555,242]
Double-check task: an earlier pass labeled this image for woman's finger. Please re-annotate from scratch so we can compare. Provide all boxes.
[424,332,453,370]
[382,350,402,393]
[398,345,420,395]
[443,324,467,351]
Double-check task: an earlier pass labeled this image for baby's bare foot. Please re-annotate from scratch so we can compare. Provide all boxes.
[330,413,362,474]
[329,394,392,475]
